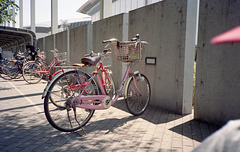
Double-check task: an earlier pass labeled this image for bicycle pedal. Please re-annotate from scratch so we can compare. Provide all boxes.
[102,96,111,108]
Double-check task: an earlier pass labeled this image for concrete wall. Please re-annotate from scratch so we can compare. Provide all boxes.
[55,31,67,53]
[195,0,240,125]
[36,38,44,52]
[92,13,128,88]
[128,0,196,114]
[69,25,88,64]
[35,0,196,115]
[44,35,54,64]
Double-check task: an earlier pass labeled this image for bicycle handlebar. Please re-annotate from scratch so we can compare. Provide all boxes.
[102,38,118,43]
[102,34,148,45]
[85,34,147,58]
[84,49,112,57]
[48,49,58,53]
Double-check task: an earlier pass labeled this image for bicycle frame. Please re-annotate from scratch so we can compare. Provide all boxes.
[72,64,141,110]
[95,62,113,93]
[64,62,113,97]
[34,56,62,79]
[2,59,24,73]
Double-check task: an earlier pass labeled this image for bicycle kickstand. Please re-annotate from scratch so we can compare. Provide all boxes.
[73,105,87,137]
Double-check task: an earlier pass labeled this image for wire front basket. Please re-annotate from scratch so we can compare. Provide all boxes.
[114,41,145,63]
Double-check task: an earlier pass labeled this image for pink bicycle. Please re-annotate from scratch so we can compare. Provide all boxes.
[43,34,151,132]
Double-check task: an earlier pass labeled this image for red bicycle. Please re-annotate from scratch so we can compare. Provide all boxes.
[22,49,67,84]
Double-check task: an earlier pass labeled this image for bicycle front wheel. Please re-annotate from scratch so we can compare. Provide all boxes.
[0,61,16,80]
[44,70,98,132]
[22,61,43,84]
[125,73,151,116]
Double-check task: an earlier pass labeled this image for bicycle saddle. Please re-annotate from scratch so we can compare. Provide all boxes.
[72,63,85,67]
[81,56,101,66]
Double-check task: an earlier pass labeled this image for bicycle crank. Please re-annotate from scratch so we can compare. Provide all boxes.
[102,96,111,109]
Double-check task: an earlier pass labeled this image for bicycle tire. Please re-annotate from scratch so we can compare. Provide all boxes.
[125,73,151,116]
[22,61,43,84]
[44,69,98,132]
[14,60,25,79]
[0,61,14,80]
[7,61,21,79]
[49,70,94,108]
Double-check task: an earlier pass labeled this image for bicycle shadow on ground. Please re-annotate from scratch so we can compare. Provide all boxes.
[3,78,25,82]
[0,113,84,152]
[112,98,182,124]
[0,86,14,91]
[0,113,162,152]
[83,115,137,135]
[0,92,43,101]
[111,99,220,142]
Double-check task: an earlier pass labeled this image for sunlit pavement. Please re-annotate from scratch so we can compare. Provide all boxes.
[0,77,219,152]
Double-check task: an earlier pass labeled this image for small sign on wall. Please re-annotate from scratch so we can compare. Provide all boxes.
[145,57,157,65]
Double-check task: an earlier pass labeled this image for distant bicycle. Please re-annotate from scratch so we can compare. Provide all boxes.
[22,49,67,84]
[0,53,27,80]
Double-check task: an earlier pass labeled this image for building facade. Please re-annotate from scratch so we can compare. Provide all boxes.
[77,0,162,22]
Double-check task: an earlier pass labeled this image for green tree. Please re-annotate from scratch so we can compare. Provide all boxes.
[0,0,19,24]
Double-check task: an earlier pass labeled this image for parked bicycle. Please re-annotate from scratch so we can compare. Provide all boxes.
[0,52,28,80]
[43,34,151,132]
[22,49,67,84]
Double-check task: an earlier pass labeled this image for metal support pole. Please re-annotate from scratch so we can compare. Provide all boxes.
[12,0,15,27]
[182,0,199,114]
[53,34,56,49]
[122,13,129,78]
[19,0,23,28]
[43,37,46,52]
[51,0,58,34]
[31,0,36,32]
[7,7,10,26]
[67,28,70,64]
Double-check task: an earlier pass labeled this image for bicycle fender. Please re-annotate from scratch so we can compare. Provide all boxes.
[123,71,140,98]
[52,69,63,77]
[42,69,72,99]
[48,69,64,81]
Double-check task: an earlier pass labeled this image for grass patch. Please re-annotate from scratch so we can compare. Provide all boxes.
[192,61,196,106]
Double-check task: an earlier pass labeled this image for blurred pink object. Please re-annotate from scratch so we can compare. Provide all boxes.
[211,26,240,44]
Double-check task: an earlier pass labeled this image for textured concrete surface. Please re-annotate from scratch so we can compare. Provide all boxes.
[195,0,240,125]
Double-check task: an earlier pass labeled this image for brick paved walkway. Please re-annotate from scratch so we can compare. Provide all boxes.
[0,77,219,152]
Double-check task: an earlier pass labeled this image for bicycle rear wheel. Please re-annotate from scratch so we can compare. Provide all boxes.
[44,70,98,132]
[22,61,43,84]
[125,73,151,116]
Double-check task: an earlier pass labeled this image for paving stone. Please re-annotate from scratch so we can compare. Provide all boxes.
[0,77,218,152]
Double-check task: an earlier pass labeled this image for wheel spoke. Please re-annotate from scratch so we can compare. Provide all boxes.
[125,74,150,116]
[44,70,98,132]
